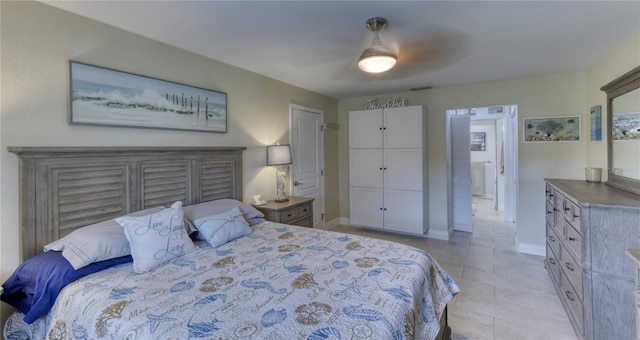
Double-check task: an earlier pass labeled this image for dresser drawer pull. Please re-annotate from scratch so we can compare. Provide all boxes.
[569,237,577,242]
[287,213,293,217]
[565,291,575,301]
[302,208,308,213]
[549,258,556,265]
[573,214,579,218]
[564,207,570,212]
[565,262,575,271]
[549,194,554,197]
[547,210,553,214]
[549,235,556,242]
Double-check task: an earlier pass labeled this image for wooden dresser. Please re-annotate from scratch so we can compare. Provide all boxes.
[254,196,314,228]
[544,179,640,339]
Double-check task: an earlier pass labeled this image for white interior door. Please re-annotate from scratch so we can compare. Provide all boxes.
[290,104,324,229]
[450,114,473,232]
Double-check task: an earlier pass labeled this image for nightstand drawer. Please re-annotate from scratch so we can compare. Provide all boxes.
[296,204,312,219]
[279,207,299,224]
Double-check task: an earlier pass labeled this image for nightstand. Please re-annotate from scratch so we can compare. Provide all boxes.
[254,196,314,227]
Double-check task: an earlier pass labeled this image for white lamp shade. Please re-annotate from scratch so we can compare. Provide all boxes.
[266,144,292,166]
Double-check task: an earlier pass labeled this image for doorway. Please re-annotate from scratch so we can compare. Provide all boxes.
[446,105,518,234]
[289,104,325,229]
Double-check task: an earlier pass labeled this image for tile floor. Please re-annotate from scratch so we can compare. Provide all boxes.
[330,197,578,340]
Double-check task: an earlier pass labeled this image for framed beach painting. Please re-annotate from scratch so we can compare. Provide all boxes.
[69,61,227,132]
[523,116,580,142]
[613,112,640,140]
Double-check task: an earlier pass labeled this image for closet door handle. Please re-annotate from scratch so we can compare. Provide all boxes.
[565,262,574,271]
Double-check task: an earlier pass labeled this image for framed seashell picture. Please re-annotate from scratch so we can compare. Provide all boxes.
[523,116,581,142]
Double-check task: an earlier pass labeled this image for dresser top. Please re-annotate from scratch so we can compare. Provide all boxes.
[546,178,640,209]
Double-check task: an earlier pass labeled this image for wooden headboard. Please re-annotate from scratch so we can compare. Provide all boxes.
[8,146,245,261]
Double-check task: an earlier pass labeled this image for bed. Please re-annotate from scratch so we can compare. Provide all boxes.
[2,147,459,340]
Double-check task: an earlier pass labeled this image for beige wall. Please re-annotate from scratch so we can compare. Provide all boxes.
[339,73,587,248]
[0,1,338,324]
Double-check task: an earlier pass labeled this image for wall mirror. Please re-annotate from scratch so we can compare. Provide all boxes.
[601,65,640,195]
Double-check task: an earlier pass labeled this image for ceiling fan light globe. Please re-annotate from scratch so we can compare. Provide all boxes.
[358,55,397,73]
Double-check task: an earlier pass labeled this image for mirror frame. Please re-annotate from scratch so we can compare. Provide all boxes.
[600,65,640,195]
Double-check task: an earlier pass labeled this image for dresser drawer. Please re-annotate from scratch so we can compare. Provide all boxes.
[546,201,556,226]
[564,220,582,260]
[547,222,561,259]
[560,269,585,337]
[562,198,582,233]
[560,243,583,300]
[545,184,555,203]
[546,242,561,282]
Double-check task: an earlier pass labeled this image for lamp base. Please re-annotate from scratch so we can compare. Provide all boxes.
[274,197,289,203]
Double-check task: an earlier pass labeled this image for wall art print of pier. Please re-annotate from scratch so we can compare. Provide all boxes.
[70,61,227,133]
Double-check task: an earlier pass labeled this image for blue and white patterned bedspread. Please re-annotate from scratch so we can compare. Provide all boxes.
[4,222,459,339]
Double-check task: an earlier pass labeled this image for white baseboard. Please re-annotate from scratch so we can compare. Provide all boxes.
[324,217,344,229]
[426,228,450,240]
[517,241,546,256]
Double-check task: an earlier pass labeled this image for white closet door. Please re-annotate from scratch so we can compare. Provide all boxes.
[349,109,383,148]
[384,189,423,234]
[384,106,424,148]
[384,149,422,191]
[349,149,383,188]
[350,187,384,228]
[451,114,473,232]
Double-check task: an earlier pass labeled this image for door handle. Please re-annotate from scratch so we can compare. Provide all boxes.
[294,181,302,186]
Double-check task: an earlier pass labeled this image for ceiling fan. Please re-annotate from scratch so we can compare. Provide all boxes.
[358,17,397,73]
[352,16,473,81]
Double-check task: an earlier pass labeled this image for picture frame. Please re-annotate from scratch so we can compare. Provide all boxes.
[69,61,227,133]
[612,112,640,140]
[470,132,486,151]
[523,116,580,142]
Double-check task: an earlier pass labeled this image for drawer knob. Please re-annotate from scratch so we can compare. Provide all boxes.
[550,194,554,197]
[549,235,556,242]
[569,237,577,242]
[302,208,307,212]
[549,258,556,265]
[573,214,579,218]
[287,213,292,217]
[565,291,575,301]
[547,210,553,214]
[565,262,574,271]
[564,207,570,212]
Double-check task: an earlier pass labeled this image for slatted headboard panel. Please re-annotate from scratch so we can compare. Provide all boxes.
[8,147,245,261]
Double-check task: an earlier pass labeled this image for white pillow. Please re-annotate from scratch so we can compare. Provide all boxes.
[194,207,252,248]
[44,206,165,270]
[116,201,196,273]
